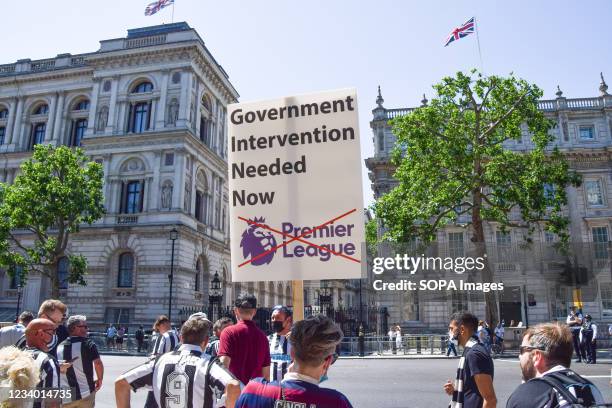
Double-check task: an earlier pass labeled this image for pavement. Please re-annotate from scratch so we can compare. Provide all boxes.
[94,355,612,408]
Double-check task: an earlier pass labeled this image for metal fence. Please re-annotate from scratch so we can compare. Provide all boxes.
[339,335,449,356]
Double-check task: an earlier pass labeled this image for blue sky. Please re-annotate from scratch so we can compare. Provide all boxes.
[2,0,611,207]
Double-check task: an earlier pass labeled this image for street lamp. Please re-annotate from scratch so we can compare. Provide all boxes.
[15,283,22,323]
[209,271,223,321]
[168,227,179,321]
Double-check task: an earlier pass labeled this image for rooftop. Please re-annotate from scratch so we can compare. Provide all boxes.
[0,22,230,80]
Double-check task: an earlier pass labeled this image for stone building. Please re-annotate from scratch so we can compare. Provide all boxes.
[366,78,612,330]
[0,23,295,326]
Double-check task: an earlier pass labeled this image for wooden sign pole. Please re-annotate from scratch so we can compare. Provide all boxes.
[292,280,304,322]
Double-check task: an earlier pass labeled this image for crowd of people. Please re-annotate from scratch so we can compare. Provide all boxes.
[0,296,609,408]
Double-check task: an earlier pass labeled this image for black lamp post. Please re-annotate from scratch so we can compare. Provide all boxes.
[15,283,22,323]
[168,227,179,321]
[209,271,222,321]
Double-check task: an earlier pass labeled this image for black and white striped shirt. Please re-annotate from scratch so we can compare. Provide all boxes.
[16,325,69,358]
[57,336,101,401]
[26,347,60,408]
[204,338,220,358]
[268,333,291,381]
[120,344,235,408]
[152,330,180,356]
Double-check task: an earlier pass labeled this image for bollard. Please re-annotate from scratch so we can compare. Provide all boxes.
[416,336,422,354]
[358,324,365,357]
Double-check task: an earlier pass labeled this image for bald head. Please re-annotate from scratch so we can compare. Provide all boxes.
[25,318,56,351]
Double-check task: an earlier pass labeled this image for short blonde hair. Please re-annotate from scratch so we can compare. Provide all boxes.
[524,322,573,368]
[37,299,66,317]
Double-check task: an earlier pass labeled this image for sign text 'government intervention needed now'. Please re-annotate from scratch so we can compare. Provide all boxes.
[228,89,365,282]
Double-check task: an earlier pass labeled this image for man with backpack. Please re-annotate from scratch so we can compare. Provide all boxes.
[506,322,605,408]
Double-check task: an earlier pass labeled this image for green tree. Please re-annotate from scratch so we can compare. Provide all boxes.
[374,70,581,325]
[0,145,105,298]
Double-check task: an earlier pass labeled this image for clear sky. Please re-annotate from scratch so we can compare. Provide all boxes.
[2,0,611,208]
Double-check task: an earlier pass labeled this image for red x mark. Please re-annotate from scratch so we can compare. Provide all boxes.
[237,208,360,268]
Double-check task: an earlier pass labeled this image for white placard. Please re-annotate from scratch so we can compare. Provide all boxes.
[228,88,365,282]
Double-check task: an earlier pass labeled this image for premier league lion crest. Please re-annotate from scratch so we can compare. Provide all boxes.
[240,217,278,265]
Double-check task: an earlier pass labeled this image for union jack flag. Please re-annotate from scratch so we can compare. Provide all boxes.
[144,0,174,16]
[444,17,475,47]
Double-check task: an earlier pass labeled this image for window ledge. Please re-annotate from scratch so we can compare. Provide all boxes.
[112,288,135,297]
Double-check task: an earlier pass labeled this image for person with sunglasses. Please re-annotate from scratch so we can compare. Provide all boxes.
[507,322,604,408]
[15,299,69,358]
[24,318,62,408]
[236,315,353,408]
[57,315,104,408]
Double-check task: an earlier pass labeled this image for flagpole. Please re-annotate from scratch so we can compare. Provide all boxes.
[171,2,175,23]
[474,17,485,74]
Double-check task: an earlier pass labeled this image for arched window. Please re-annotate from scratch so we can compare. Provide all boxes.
[129,102,151,133]
[9,265,22,290]
[31,123,46,148]
[131,82,153,93]
[57,257,69,290]
[118,253,134,288]
[73,100,90,111]
[33,104,49,115]
[194,170,209,223]
[72,119,87,147]
[0,108,8,119]
[199,95,214,148]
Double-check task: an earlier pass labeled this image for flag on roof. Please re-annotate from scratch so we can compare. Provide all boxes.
[145,0,174,16]
[444,17,475,47]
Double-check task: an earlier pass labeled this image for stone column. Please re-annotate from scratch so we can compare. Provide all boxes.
[15,100,27,149]
[144,175,153,212]
[86,80,101,136]
[45,93,58,142]
[190,157,197,216]
[155,70,169,129]
[175,151,185,211]
[52,92,65,142]
[151,152,161,211]
[4,99,15,146]
[102,154,112,210]
[106,77,119,134]
[177,71,192,128]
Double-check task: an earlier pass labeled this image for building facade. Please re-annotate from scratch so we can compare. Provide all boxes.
[367,79,612,330]
[0,23,295,326]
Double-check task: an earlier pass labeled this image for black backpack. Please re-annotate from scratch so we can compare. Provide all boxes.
[533,370,605,407]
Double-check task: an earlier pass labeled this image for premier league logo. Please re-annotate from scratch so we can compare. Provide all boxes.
[240,217,277,266]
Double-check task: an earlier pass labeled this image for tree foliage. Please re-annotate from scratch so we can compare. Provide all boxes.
[0,145,105,298]
[374,70,581,323]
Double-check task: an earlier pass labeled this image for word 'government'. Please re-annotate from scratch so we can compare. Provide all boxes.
[231,95,357,208]
[231,96,355,125]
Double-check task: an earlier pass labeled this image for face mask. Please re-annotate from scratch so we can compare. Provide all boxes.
[272,321,285,333]
[319,374,329,383]
[47,334,58,349]
[448,330,457,341]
